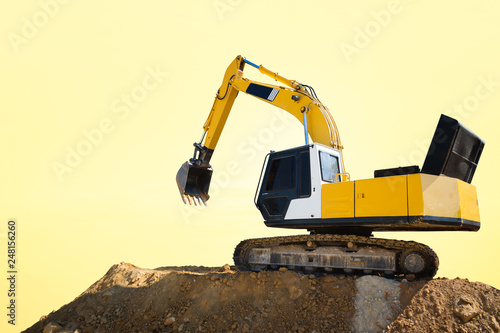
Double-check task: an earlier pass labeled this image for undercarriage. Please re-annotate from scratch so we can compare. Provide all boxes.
[233,234,439,279]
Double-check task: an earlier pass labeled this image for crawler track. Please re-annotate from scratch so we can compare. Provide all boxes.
[233,234,438,279]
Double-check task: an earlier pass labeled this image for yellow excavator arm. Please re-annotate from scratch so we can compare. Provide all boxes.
[203,55,342,152]
[177,55,344,205]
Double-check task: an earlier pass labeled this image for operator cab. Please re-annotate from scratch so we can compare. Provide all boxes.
[255,143,344,223]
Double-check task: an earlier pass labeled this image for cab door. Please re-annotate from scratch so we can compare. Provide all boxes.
[256,147,311,221]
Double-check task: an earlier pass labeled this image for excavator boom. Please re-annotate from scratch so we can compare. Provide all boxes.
[176,55,343,204]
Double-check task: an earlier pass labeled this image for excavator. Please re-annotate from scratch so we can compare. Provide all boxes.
[176,55,484,279]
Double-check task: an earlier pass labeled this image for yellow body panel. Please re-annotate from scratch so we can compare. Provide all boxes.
[419,174,460,218]
[408,173,480,221]
[320,173,480,223]
[457,180,480,221]
[355,176,408,217]
[321,181,354,218]
[407,174,424,216]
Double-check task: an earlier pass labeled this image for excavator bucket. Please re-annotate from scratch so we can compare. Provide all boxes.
[176,161,212,205]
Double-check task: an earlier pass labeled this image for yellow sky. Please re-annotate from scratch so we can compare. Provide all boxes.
[1,1,500,331]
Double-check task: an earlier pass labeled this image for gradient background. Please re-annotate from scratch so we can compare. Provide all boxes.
[1,1,499,331]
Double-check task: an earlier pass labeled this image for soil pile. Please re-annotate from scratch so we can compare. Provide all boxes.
[387,278,500,332]
[23,262,499,333]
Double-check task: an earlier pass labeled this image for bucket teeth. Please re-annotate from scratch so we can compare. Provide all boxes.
[181,194,207,207]
[196,195,207,206]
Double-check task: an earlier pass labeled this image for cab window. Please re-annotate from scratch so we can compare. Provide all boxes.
[319,151,340,182]
[265,156,296,191]
[299,152,311,197]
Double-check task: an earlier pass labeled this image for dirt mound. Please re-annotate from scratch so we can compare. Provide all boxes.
[387,278,500,332]
[23,263,499,333]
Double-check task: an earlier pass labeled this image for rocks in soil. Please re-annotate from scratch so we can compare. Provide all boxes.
[387,278,500,333]
[22,263,500,333]
[454,294,480,323]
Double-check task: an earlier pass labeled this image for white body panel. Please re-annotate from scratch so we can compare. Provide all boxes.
[284,144,344,220]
